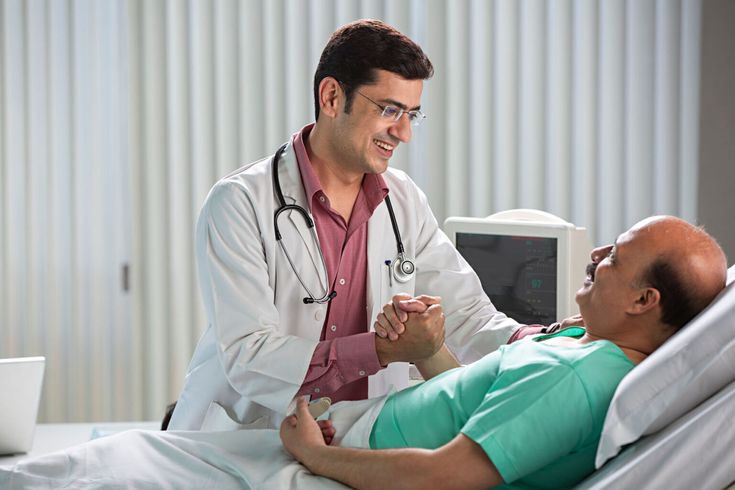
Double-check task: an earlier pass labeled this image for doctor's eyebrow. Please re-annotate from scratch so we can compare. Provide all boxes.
[378,98,421,111]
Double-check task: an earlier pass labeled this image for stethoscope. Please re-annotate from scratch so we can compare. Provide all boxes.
[272,143,415,304]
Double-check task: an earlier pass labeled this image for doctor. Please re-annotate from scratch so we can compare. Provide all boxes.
[169,19,522,431]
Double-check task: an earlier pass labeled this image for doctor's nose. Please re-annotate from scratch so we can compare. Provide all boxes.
[389,113,413,143]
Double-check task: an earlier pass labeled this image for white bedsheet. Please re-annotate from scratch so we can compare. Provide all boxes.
[0,395,387,489]
[1,429,344,489]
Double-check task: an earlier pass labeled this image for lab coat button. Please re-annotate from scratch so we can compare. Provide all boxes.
[315,309,325,321]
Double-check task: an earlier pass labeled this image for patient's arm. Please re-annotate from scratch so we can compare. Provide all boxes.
[281,398,503,490]
[414,344,461,380]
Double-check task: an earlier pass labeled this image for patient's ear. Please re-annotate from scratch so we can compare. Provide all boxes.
[629,287,660,315]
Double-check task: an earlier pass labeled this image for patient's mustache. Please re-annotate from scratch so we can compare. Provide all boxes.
[586,263,597,280]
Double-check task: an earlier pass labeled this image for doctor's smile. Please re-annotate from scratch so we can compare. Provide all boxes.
[373,138,395,157]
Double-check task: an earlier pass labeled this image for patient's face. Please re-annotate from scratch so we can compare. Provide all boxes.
[575,226,657,329]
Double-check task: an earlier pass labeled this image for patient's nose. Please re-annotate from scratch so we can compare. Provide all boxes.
[591,245,612,263]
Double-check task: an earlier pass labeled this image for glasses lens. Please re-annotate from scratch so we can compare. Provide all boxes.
[381,106,401,119]
[409,111,426,127]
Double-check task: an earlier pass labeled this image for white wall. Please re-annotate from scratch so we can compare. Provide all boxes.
[1,0,133,422]
[0,0,706,422]
[697,0,735,262]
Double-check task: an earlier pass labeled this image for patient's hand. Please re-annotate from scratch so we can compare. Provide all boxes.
[317,419,336,445]
[281,398,327,462]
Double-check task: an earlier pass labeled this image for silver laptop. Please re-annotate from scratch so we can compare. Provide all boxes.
[0,357,45,455]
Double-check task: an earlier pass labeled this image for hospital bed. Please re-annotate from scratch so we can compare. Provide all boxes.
[2,266,734,489]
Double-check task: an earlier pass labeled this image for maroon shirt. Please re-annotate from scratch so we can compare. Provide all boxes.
[293,124,387,402]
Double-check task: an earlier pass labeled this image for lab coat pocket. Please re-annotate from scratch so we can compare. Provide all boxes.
[382,262,416,304]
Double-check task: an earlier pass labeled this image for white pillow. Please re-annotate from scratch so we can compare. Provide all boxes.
[596,265,735,468]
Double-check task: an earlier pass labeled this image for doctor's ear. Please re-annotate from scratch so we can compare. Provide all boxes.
[317,77,343,119]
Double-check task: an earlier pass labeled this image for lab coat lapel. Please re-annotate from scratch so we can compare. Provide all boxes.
[277,143,326,286]
[366,200,393,329]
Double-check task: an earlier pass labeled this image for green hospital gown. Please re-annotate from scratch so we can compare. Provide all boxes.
[369,328,635,489]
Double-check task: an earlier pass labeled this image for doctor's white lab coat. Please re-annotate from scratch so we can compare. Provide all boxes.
[168,141,521,431]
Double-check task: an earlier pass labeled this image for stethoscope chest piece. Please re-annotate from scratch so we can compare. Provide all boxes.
[392,254,415,283]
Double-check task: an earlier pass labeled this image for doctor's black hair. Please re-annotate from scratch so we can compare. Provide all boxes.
[313,19,434,120]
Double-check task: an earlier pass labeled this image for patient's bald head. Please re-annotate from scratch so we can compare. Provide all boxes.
[632,216,727,331]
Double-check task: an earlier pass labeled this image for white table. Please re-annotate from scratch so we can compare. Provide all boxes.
[0,421,159,467]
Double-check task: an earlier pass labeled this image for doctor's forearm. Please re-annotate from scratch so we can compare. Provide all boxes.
[297,333,382,396]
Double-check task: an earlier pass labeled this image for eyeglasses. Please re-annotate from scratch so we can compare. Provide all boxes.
[355,91,426,127]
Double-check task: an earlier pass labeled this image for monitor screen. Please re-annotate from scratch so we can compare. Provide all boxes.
[456,233,558,325]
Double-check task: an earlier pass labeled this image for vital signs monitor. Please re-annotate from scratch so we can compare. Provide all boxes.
[444,209,592,325]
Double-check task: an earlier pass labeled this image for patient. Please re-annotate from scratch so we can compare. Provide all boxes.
[280,216,728,490]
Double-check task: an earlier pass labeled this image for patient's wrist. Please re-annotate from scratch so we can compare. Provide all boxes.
[414,344,460,380]
[299,444,331,474]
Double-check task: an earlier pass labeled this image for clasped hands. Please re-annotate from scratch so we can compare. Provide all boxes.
[374,293,445,366]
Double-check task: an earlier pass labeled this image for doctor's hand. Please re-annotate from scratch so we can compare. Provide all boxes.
[280,398,327,463]
[374,294,439,341]
[375,300,445,366]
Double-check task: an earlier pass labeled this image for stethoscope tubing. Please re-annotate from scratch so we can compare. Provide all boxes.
[271,143,414,304]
